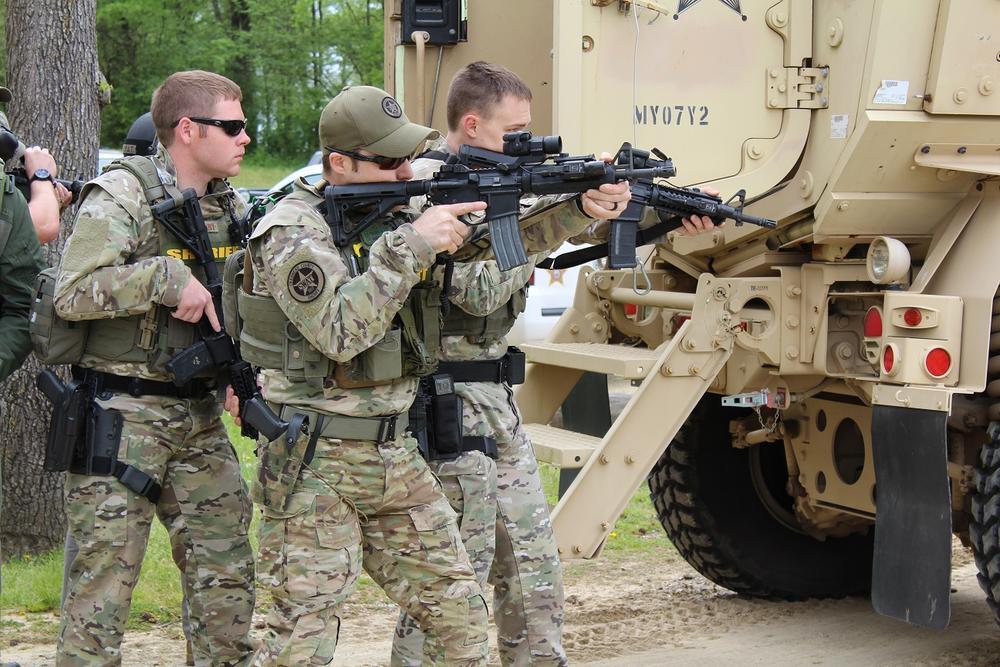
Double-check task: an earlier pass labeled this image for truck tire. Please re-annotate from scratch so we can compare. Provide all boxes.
[647,396,874,599]
[971,429,1000,625]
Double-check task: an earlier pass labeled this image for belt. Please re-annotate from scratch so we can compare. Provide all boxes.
[436,347,525,385]
[462,436,498,459]
[277,405,408,444]
[73,367,213,399]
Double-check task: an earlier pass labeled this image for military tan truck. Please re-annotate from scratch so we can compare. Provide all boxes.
[385,0,1000,630]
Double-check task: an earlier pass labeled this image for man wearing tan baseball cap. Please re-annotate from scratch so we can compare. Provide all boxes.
[242,85,491,665]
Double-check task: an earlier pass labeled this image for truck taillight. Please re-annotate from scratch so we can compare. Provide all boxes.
[528,270,535,286]
[624,303,638,316]
[903,308,922,327]
[925,347,951,378]
[883,344,897,375]
[864,307,883,337]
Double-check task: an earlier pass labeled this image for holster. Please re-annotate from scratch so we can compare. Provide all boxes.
[410,374,467,461]
[37,368,162,503]
[38,370,88,473]
[252,412,311,511]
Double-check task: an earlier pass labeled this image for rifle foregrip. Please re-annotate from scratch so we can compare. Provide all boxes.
[488,213,529,272]
[608,220,639,269]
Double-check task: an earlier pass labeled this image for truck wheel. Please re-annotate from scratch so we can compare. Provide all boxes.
[647,396,874,599]
[971,429,1000,625]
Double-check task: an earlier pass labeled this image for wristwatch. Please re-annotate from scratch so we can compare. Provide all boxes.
[30,168,55,184]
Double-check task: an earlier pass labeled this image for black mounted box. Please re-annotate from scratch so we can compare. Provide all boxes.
[401,0,467,45]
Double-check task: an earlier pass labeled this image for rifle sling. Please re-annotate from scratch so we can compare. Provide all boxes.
[536,216,679,270]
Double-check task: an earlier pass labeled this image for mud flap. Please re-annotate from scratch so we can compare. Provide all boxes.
[871,405,951,629]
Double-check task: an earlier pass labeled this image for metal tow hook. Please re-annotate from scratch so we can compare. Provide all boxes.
[631,258,652,296]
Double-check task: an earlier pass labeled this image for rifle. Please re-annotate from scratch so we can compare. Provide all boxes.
[151,189,287,441]
[0,126,85,204]
[605,143,777,268]
[323,132,675,271]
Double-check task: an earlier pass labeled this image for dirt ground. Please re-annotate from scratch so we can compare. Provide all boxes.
[7,384,1000,665]
[4,540,1000,667]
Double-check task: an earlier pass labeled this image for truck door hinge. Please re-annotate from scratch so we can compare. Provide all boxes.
[767,66,830,109]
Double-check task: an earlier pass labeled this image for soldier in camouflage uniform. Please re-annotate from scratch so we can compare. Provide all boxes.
[53,71,254,666]
[392,61,635,667]
[239,85,493,666]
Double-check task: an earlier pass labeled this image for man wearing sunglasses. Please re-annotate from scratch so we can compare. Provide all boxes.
[241,85,493,666]
[52,70,255,666]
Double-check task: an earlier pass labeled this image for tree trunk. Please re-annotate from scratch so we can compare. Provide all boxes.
[1,0,100,559]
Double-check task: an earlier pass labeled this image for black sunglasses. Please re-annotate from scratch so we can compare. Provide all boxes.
[326,147,409,171]
[173,117,247,137]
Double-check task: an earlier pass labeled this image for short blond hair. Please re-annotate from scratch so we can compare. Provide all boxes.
[151,70,242,147]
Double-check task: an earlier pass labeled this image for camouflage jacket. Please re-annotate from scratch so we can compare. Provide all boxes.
[250,178,450,416]
[0,179,44,382]
[54,148,247,381]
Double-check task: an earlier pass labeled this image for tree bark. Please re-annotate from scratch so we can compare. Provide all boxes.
[1,0,100,559]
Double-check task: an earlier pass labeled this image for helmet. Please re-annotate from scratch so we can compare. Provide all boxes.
[122,112,157,156]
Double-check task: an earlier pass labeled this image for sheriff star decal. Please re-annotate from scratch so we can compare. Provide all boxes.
[288,261,325,302]
[674,0,746,21]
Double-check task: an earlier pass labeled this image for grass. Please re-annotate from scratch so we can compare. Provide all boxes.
[0,416,672,645]
[228,155,303,190]
[538,462,672,560]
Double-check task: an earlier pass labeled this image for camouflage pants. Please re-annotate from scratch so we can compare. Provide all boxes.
[58,393,255,667]
[391,450,498,665]
[393,380,567,666]
[252,432,489,666]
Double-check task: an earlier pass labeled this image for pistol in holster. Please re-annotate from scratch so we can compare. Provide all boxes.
[37,369,159,502]
[408,373,470,461]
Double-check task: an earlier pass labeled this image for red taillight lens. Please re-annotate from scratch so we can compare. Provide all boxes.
[883,345,895,373]
[903,308,922,327]
[528,270,535,286]
[864,307,883,337]
[624,303,638,316]
[925,348,951,378]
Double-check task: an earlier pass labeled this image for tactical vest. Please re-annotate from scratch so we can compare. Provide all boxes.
[441,284,527,343]
[29,156,238,374]
[233,189,442,389]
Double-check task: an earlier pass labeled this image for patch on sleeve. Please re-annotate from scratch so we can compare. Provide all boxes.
[287,261,325,302]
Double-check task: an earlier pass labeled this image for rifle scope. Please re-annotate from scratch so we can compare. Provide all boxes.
[503,131,562,157]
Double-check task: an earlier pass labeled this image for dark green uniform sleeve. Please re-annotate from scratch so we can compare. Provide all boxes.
[0,189,45,382]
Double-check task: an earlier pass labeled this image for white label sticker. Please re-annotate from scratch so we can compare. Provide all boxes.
[830,114,849,139]
[873,80,909,105]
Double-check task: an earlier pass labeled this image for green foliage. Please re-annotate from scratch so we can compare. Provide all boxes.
[94,0,384,160]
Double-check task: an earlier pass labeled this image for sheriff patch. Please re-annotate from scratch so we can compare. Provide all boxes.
[382,96,403,118]
[288,261,325,302]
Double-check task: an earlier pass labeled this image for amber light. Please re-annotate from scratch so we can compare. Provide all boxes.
[864,307,883,337]
[903,308,923,327]
[883,345,895,374]
[925,348,951,378]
